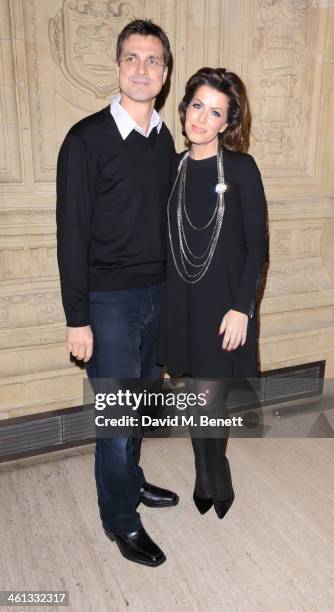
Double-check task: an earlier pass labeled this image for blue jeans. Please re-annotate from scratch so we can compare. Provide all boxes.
[86,283,163,534]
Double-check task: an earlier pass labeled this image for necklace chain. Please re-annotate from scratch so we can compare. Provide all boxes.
[167,149,226,284]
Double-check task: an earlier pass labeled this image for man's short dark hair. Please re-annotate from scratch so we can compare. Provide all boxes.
[116,19,170,66]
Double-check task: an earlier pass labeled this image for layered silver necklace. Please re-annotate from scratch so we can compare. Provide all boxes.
[167,148,227,283]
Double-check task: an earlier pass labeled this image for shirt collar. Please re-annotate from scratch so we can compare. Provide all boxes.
[110,94,162,140]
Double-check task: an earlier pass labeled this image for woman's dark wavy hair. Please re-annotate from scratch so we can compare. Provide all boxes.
[179,67,251,153]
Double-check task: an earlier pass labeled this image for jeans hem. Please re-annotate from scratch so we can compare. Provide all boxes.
[103,517,143,535]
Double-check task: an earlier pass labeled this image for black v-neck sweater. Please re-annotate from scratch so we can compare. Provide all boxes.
[56,105,175,327]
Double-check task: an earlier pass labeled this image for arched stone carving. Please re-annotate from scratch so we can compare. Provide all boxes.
[49,0,135,98]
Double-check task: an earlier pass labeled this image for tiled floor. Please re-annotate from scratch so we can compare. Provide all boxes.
[0,438,333,611]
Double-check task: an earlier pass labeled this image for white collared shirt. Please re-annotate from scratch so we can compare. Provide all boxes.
[110,94,162,140]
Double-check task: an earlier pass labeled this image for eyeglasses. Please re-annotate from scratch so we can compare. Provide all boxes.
[119,55,166,70]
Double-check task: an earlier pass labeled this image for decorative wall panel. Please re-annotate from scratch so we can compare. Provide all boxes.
[0,0,334,419]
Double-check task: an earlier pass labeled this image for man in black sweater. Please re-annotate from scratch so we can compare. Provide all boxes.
[56,20,176,567]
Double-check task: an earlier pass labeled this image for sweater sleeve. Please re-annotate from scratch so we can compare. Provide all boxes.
[56,131,95,327]
[231,154,268,318]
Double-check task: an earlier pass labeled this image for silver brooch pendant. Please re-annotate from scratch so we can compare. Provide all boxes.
[215,182,227,194]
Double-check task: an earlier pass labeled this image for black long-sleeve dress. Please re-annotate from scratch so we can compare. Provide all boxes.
[158,148,268,379]
[158,147,267,512]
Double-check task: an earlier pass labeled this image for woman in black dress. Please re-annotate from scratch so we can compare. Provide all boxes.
[158,67,267,518]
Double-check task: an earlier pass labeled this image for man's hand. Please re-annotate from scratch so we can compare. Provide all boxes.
[218,309,248,351]
[66,325,93,363]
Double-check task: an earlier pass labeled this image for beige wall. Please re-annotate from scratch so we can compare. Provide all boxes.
[1,0,334,418]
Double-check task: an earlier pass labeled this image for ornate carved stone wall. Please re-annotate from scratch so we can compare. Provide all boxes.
[1,0,334,418]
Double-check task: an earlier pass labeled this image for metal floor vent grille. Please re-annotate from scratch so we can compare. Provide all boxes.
[0,361,325,462]
[0,409,96,462]
[227,362,325,411]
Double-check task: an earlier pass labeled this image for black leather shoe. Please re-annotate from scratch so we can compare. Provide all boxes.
[105,527,166,567]
[140,483,179,508]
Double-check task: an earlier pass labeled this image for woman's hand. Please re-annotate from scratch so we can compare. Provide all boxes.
[218,309,248,351]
